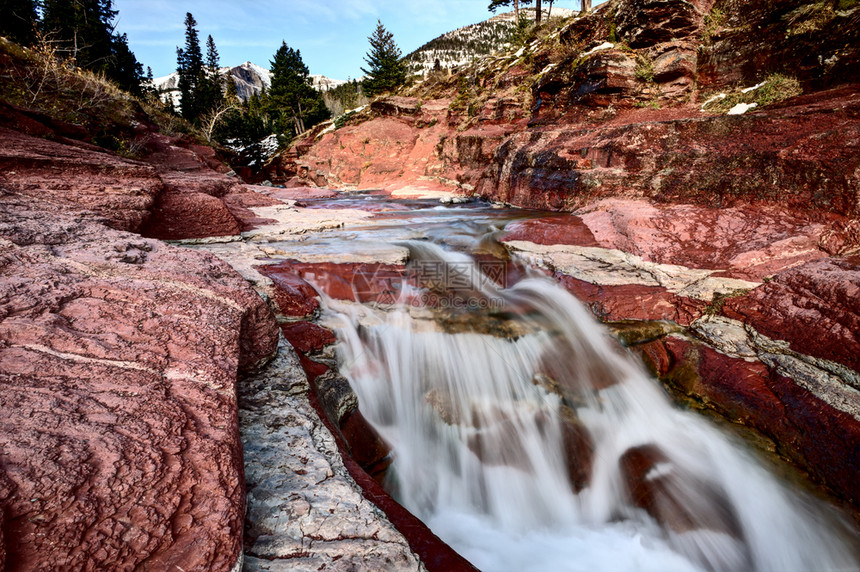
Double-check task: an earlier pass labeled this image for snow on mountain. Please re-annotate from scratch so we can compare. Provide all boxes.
[310,75,347,92]
[229,61,271,100]
[405,7,578,76]
[151,62,344,106]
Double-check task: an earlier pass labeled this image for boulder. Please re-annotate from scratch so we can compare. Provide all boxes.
[371,96,424,116]
[140,190,242,239]
[573,51,639,105]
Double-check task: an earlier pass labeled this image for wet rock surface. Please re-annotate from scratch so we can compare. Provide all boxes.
[722,257,860,372]
[495,197,860,507]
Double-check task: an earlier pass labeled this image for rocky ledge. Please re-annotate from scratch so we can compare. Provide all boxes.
[500,197,860,507]
[0,193,278,570]
[240,339,425,572]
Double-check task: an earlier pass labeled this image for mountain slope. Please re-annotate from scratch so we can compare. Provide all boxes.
[405,7,577,75]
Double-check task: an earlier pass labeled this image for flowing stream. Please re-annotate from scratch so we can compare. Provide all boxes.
[299,196,858,572]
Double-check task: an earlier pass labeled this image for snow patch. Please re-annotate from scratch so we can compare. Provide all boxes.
[740,82,767,94]
[700,93,726,111]
[727,102,758,115]
[583,42,615,57]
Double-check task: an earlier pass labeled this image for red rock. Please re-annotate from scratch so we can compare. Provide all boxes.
[618,443,747,557]
[480,87,860,217]
[0,126,161,232]
[557,275,706,325]
[263,186,340,200]
[371,96,424,116]
[559,410,594,493]
[0,196,278,571]
[634,339,673,377]
[136,133,280,239]
[298,353,331,383]
[503,215,600,247]
[221,190,280,231]
[661,337,860,504]
[268,261,407,304]
[280,321,336,354]
[767,372,860,504]
[664,338,789,428]
[340,410,393,484]
[304,384,479,572]
[615,0,707,49]
[141,190,242,239]
[257,266,320,317]
[572,51,639,106]
[697,0,859,89]
[504,199,836,282]
[299,101,470,192]
[723,257,860,371]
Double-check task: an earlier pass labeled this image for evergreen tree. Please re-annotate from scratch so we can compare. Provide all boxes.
[361,20,407,97]
[42,0,116,68]
[40,0,144,94]
[110,32,145,95]
[265,41,329,136]
[205,34,219,71]
[0,0,38,45]
[175,12,205,120]
[225,74,239,104]
[197,34,225,115]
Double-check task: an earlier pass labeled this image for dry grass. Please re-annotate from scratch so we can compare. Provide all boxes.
[702,73,802,113]
[0,34,196,148]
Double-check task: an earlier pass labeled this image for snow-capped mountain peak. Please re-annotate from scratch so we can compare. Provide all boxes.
[150,62,344,107]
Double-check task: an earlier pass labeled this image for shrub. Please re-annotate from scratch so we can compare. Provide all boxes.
[702,73,802,113]
[753,74,802,106]
[702,8,726,43]
[635,55,655,83]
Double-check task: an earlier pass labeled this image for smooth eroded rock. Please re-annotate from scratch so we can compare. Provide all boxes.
[0,196,278,571]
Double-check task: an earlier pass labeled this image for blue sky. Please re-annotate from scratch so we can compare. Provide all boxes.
[113,0,599,81]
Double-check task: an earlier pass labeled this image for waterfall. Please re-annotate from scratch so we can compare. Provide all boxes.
[322,241,858,572]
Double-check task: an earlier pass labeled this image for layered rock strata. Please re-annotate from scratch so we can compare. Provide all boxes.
[499,198,860,507]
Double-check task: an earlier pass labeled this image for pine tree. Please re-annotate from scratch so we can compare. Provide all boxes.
[266,41,329,136]
[176,12,204,120]
[205,34,219,72]
[110,32,145,95]
[225,75,239,104]
[42,0,116,68]
[197,34,225,115]
[0,0,38,45]
[40,0,144,94]
[361,20,407,97]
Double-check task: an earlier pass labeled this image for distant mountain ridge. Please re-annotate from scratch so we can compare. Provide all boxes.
[405,7,577,75]
[152,62,346,106]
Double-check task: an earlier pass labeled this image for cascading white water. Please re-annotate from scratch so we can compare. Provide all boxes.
[323,241,859,572]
